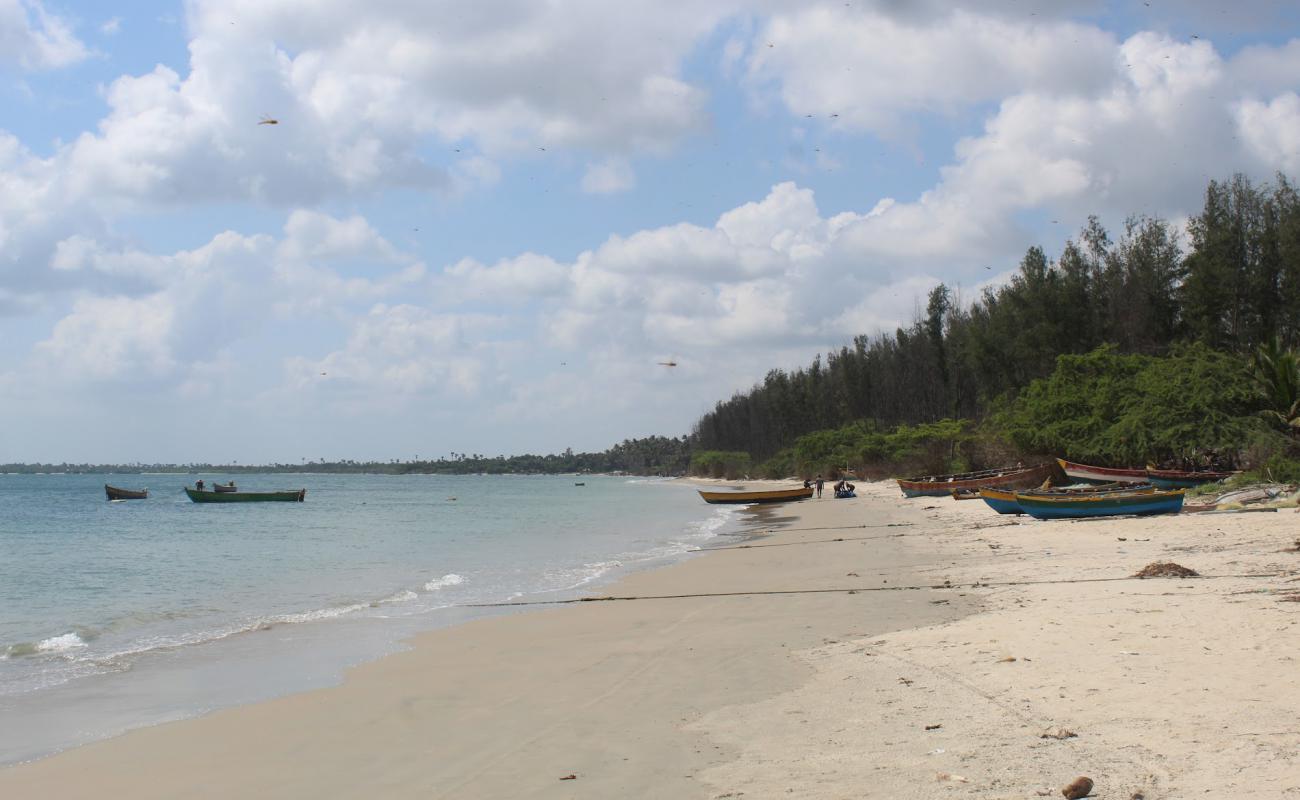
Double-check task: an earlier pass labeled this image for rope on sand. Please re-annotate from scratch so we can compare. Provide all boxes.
[697,532,912,551]
[459,572,1285,608]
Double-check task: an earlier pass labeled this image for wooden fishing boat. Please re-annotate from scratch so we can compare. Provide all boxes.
[698,486,814,505]
[896,462,1054,498]
[1055,458,1148,484]
[105,484,148,500]
[1014,488,1185,520]
[185,487,305,503]
[977,487,1024,515]
[1145,468,1234,490]
[980,483,1156,515]
[1021,482,1156,496]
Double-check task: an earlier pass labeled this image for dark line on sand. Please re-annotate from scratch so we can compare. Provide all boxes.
[460,573,1283,608]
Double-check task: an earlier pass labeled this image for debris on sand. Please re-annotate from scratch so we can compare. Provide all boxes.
[1041,728,1077,740]
[1133,561,1199,578]
[559,774,577,780]
[935,772,969,783]
[997,656,1018,663]
[1061,775,1093,798]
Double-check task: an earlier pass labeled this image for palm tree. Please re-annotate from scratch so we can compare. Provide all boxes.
[1251,337,1300,436]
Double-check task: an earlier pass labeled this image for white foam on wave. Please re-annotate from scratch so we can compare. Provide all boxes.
[423,573,465,592]
[546,559,624,592]
[37,632,89,653]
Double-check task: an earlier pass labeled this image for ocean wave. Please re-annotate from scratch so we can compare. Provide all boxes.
[423,573,465,592]
[3,629,95,660]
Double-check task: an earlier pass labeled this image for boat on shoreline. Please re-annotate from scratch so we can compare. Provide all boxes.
[897,462,1054,498]
[1058,458,1235,489]
[698,486,814,504]
[185,488,305,503]
[105,484,148,500]
[979,482,1156,515]
[1014,488,1185,519]
[1055,458,1148,484]
[1145,468,1235,489]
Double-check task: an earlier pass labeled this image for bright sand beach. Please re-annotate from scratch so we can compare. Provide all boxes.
[2,481,1298,798]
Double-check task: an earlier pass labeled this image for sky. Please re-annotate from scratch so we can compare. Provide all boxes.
[2,0,1299,464]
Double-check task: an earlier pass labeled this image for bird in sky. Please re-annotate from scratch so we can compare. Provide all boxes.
[258,115,278,125]
[657,360,678,367]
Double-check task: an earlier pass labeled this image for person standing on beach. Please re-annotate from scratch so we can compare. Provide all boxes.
[815,475,824,498]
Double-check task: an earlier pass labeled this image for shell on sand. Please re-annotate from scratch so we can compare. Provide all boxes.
[1062,776,1093,799]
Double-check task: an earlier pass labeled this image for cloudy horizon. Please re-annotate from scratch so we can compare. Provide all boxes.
[2,0,1299,463]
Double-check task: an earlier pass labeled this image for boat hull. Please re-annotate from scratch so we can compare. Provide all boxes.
[1145,470,1233,490]
[105,484,148,500]
[1015,489,1184,520]
[1055,458,1148,484]
[698,487,814,504]
[977,488,1023,515]
[897,462,1054,498]
[980,482,1156,516]
[185,488,305,503]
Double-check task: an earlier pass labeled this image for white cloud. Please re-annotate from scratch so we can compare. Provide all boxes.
[99,16,120,36]
[35,295,176,380]
[0,0,88,70]
[1235,93,1300,176]
[284,304,497,398]
[581,158,636,194]
[746,7,1116,138]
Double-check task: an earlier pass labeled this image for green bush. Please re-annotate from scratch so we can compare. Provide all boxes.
[689,451,752,479]
[995,344,1265,466]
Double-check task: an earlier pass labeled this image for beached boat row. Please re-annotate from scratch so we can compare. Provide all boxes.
[890,457,1234,518]
[897,462,1055,498]
[1056,458,1235,489]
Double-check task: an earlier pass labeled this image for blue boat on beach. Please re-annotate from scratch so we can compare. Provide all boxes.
[1015,489,1185,520]
[978,483,1154,515]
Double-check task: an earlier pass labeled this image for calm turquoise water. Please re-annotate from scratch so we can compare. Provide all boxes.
[0,473,741,763]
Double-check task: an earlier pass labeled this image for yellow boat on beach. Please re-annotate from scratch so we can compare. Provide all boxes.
[697,486,814,504]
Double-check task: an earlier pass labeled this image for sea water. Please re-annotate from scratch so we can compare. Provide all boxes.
[0,473,744,764]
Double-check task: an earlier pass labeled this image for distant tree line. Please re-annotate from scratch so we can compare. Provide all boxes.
[1,436,692,477]
[692,173,1300,476]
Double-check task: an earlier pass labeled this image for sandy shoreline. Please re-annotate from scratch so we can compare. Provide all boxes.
[2,481,1297,798]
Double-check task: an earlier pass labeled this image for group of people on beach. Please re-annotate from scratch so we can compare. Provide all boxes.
[803,475,854,498]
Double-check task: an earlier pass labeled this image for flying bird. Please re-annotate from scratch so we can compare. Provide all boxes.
[658,360,678,367]
[258,115,278,125]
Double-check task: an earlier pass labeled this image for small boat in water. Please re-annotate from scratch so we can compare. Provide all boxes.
[698,486,814,504]
[185,487,305,503]
[105,484,148,500]
[212,481,238,493]
[1014,488,1185,520]
[1056,458,1148,484]
[897,462,1054,498]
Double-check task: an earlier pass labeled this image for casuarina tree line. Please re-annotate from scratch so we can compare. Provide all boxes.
[690,173,1300,480]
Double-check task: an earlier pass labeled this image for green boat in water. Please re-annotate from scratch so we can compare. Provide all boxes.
[184,487,305,503]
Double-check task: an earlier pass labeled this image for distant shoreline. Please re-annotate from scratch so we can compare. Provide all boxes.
[2,465,677,477]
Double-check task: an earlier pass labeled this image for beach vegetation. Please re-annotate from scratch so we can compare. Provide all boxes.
[690,172,1300,472]
[688,450,753,479]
